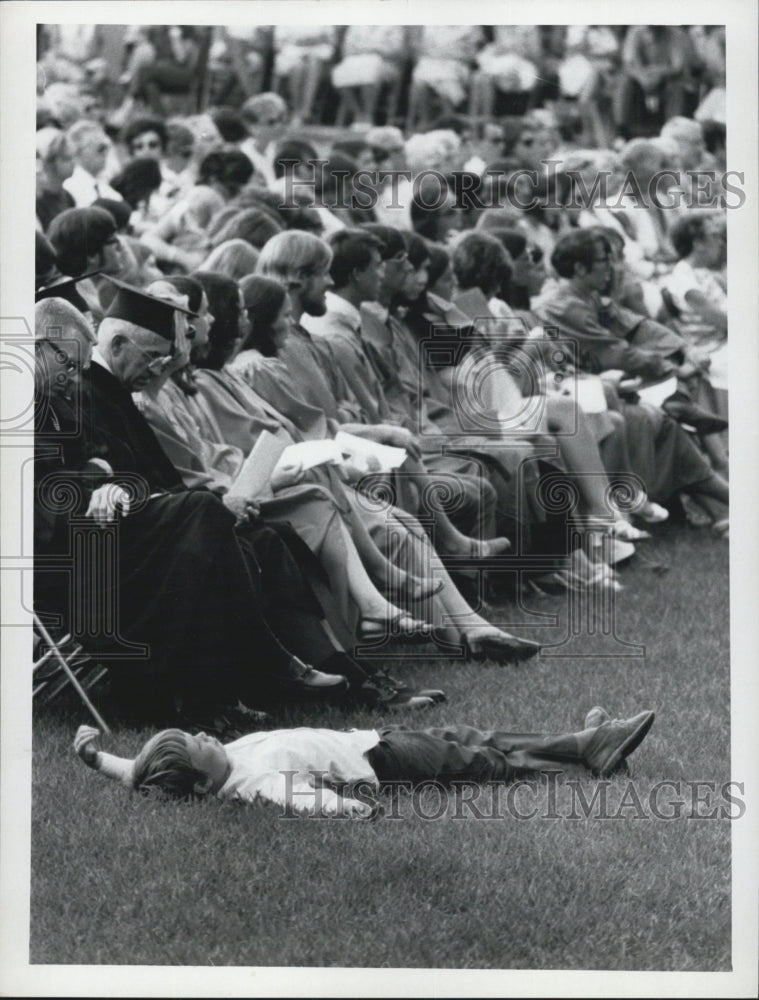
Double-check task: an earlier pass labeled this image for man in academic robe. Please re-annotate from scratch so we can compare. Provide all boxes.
[35,287,346,726]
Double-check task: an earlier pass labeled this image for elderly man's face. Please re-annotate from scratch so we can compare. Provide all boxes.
[109,327,173,391]
[35,328,92,399]
[77,129,110,177]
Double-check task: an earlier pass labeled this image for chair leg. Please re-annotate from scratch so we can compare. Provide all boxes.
[33,613,111,733]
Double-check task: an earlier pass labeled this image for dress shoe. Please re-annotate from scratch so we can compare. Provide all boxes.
[184,703,271,740]
[463,631,541,664]
[380,673,447,704]
[281,657,348,697]
[357,677,440,711]
[662,398,728,435]
[583,710,655,776]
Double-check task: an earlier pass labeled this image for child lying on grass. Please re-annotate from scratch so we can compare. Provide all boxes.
[74,709,655,819]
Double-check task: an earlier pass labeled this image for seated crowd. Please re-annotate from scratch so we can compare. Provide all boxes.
[34,25,728,754]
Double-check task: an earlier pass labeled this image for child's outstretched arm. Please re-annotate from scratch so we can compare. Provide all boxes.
[74,726,135,787]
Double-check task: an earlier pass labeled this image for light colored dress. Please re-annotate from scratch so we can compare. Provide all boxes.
[664,259,728,395]
[136,373,358,646]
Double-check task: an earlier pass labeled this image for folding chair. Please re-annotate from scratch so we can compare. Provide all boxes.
[33,612,111,734]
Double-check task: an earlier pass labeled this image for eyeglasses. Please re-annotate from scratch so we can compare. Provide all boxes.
[38,339,78,373]
[123,336,173,373]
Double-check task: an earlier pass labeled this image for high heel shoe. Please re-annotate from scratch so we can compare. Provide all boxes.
[462,631,541,664]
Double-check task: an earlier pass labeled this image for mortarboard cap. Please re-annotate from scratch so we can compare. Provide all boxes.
[103,276,196,341]
[35,268,103,315]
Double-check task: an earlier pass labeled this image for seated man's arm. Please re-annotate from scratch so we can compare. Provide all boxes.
[538,297,679,379]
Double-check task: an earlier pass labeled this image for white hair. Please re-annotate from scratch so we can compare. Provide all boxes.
[405,130,460,174]
[66,118,106,155]
[35,297,94,343]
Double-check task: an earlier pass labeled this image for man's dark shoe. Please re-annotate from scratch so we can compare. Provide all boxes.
[584,710,655,776]
[463,632,541,664]
[381,672,447,704]
[280,657,349,698]
[358,676,442,711]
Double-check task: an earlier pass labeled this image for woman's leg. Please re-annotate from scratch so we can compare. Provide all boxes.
[319,515,427,625]
[375,508,539,657]
[544,394,614,520]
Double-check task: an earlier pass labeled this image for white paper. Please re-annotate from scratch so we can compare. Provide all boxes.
[636,375,678,409]
[274,439,344,471]
[226,427,290,500]
[334,430,407,472]
[561,374,609,413]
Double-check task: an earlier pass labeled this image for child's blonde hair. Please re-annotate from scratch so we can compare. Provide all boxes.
[131,729,204,798]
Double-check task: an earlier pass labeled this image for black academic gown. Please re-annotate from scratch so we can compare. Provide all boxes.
[36,364,325,718]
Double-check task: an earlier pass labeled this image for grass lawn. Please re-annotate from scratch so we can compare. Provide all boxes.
[30,524,731,970]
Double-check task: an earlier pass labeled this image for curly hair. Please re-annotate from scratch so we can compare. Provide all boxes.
[121,116,169,153]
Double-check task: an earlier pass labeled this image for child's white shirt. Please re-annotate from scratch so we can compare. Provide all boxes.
[217,728,382,817]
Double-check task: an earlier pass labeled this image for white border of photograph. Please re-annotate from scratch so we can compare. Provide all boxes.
[1,1,757,996]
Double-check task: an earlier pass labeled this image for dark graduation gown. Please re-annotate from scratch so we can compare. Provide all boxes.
[35,364,320,717]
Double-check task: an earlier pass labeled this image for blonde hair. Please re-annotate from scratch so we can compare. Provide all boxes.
[200,239,260,281]
[131,729,204,797]
[256,229,331,288]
